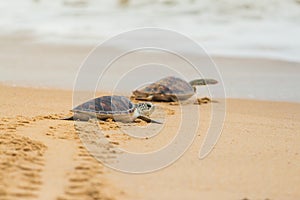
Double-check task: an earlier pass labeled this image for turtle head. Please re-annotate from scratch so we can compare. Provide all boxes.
[189,79,218,86]
[135,102,155,117]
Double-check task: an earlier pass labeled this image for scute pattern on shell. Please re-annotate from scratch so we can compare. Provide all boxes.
[140,76,194,95]
[73,96,135,114]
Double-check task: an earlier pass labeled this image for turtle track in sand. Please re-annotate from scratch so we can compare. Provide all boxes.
[0,114,125,200]
[0,117,46,200]
[51,120,121,200]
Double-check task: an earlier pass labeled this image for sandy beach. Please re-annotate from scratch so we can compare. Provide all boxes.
[1,0,300,199]
[0,82,300,200]
[1,29,300,200]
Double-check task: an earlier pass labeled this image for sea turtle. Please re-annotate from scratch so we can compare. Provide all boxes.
[63,95,161,124]
[132,76,218,102]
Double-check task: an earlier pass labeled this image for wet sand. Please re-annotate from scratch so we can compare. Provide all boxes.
[1,34,300,102]
[0,84,300,200]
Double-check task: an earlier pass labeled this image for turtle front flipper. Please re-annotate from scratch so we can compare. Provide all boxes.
[137,115,162,124]
[189,79,218,86]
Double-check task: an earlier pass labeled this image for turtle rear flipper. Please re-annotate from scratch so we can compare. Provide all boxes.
[60,109,76,120]
[137,115,162,124]
[60,116,74,120]
[189,79,218,86]
[60,112,91,121]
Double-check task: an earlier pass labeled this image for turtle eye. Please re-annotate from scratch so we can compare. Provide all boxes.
[146,103,152,108]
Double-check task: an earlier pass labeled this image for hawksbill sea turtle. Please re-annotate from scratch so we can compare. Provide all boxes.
[132,76,218,102]
[62,95,162,124]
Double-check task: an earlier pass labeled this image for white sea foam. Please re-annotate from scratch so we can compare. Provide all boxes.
[1,0,300,62]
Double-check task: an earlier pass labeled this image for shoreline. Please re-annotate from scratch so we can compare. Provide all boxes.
[1,81,299,105]
[1,34,300,103]
[2,33,300,64]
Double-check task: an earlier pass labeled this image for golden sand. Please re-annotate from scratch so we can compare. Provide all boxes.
[0,84,300,200]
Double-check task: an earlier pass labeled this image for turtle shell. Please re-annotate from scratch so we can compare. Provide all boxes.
[73,95,135,115]
[138,76,194,96]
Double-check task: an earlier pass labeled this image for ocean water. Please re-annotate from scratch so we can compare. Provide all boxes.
[1,0,300,62]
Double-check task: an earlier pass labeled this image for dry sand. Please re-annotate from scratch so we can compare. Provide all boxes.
[0,83,300,200]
